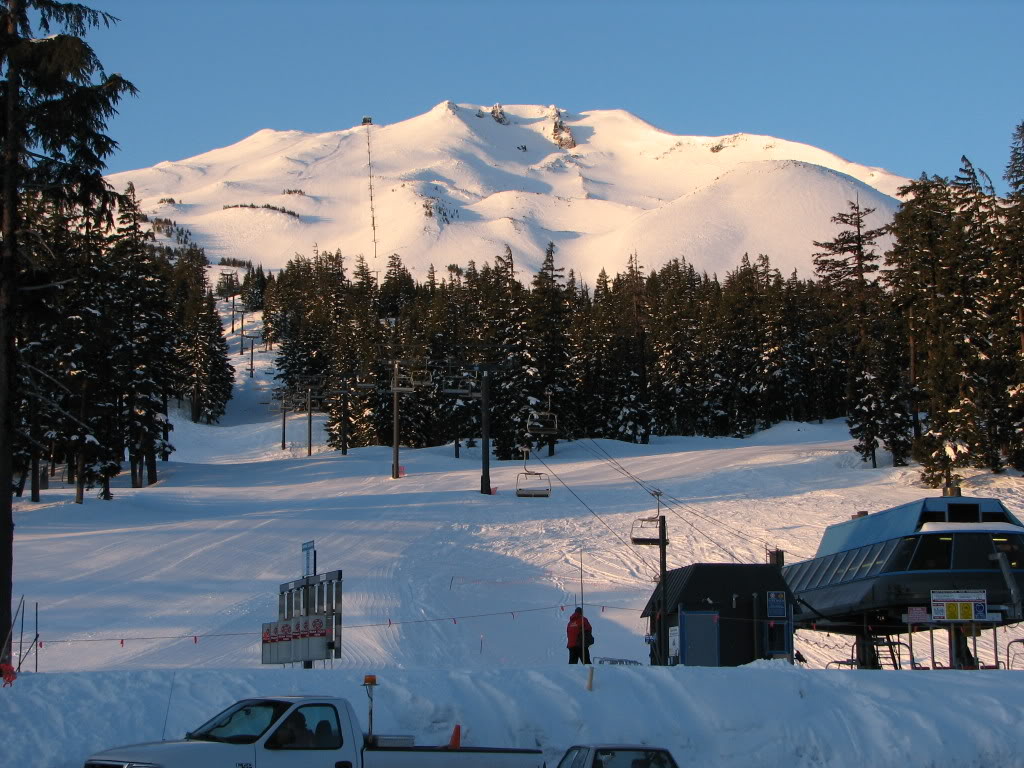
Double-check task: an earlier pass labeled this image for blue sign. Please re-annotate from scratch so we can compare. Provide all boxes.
[766,590,787,618]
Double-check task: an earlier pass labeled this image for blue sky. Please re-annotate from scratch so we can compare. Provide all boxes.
[89,0,1022,193]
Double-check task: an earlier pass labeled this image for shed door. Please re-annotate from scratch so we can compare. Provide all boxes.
[681,611,719,666]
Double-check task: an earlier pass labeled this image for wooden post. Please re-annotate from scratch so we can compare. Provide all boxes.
[480,370,491,494]
[658,515,668,665]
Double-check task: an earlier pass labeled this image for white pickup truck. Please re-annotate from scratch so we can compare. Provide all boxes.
[84,694,544,768]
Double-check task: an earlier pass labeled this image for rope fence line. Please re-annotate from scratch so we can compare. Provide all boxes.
[32,602,647,646]
[32,600,1001,648]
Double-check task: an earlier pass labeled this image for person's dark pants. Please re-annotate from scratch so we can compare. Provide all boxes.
[568,646,591,664]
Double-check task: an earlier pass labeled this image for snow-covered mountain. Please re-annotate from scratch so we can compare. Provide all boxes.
[108,102,904,281]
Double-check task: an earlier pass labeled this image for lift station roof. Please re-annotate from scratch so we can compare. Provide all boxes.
[813,496,1023,558]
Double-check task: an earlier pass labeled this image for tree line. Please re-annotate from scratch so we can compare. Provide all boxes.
[13,183,234,501]
[264,129,1024,489]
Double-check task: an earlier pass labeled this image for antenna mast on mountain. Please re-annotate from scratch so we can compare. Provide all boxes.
[362,116,379,267]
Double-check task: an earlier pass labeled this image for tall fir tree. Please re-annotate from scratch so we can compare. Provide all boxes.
[1,0,135,656]
[813,199,898,467]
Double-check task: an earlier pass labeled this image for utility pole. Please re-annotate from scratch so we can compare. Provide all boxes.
[658,512,668,666]
[307,388,313,457]
[479,369,491,494]
[392,360,401,479]
[631,499,669,665]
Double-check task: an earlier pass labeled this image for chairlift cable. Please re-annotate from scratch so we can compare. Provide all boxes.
[527,448,660,580]
[578,439,761,561]
[581,438,772,549]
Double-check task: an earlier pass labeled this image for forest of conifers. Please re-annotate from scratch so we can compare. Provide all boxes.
[255,126,1024,488]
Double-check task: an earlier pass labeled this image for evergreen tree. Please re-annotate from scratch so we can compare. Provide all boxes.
[486,246,537,459]
[527,242,571,450]
[813,199,895,466]
[109,183,175,485]
[1,0,135,656]
[648,259,702,435]
[1003,121,1024,470]
[605,254,654,442]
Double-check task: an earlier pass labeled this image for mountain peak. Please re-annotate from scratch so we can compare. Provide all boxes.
[107,103,905,282]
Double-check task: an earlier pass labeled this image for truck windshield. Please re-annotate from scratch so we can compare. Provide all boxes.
[594,749,679,768]
[186,699,292,744]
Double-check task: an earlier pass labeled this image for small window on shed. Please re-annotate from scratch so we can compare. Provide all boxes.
[910,534,952,571]
[948,504,980,523]
[992,534,1024,568]
[797,558,826,591]
[918,510,946,527]
[982,510,1010,524]
[884,536,918,573]
[866,539,899,577]
[855,542,886,579]
[783,562,806,591]
[819,551,852,587]
[806,555,837,589]
[953,533,997,570]
[838,546,872,583]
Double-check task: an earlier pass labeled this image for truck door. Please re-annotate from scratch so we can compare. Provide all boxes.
[257,703,352,767]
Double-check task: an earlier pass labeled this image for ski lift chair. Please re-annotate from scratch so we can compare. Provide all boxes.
[526,411,558,436]
[353,372,376,390]
[516,450,552,497]
[516,469,551,498]
[441,373,473,396]
[409,367,433,387]
[391,372,415,393]
[630,516,662,545]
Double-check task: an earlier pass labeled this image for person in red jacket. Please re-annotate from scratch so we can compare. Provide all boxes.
[566,607,593,664]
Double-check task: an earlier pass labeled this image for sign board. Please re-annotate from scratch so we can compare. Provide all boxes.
[264,569,343,665]
[262,616,331,665]
[906,606,930,624]
[302,540,316,577]
[766,590,787,618]
[668,625,680,657]
[931,590,987,622]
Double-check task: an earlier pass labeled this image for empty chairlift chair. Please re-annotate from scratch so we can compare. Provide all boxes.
[527,411,558,436]
[516,450,551,497]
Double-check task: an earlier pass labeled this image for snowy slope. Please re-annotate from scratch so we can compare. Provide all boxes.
[106,103,903,281]
[10,294,1024,674]
[8,294,1024,768]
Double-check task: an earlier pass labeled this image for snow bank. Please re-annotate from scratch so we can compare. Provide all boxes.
[3,664,1023,768]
